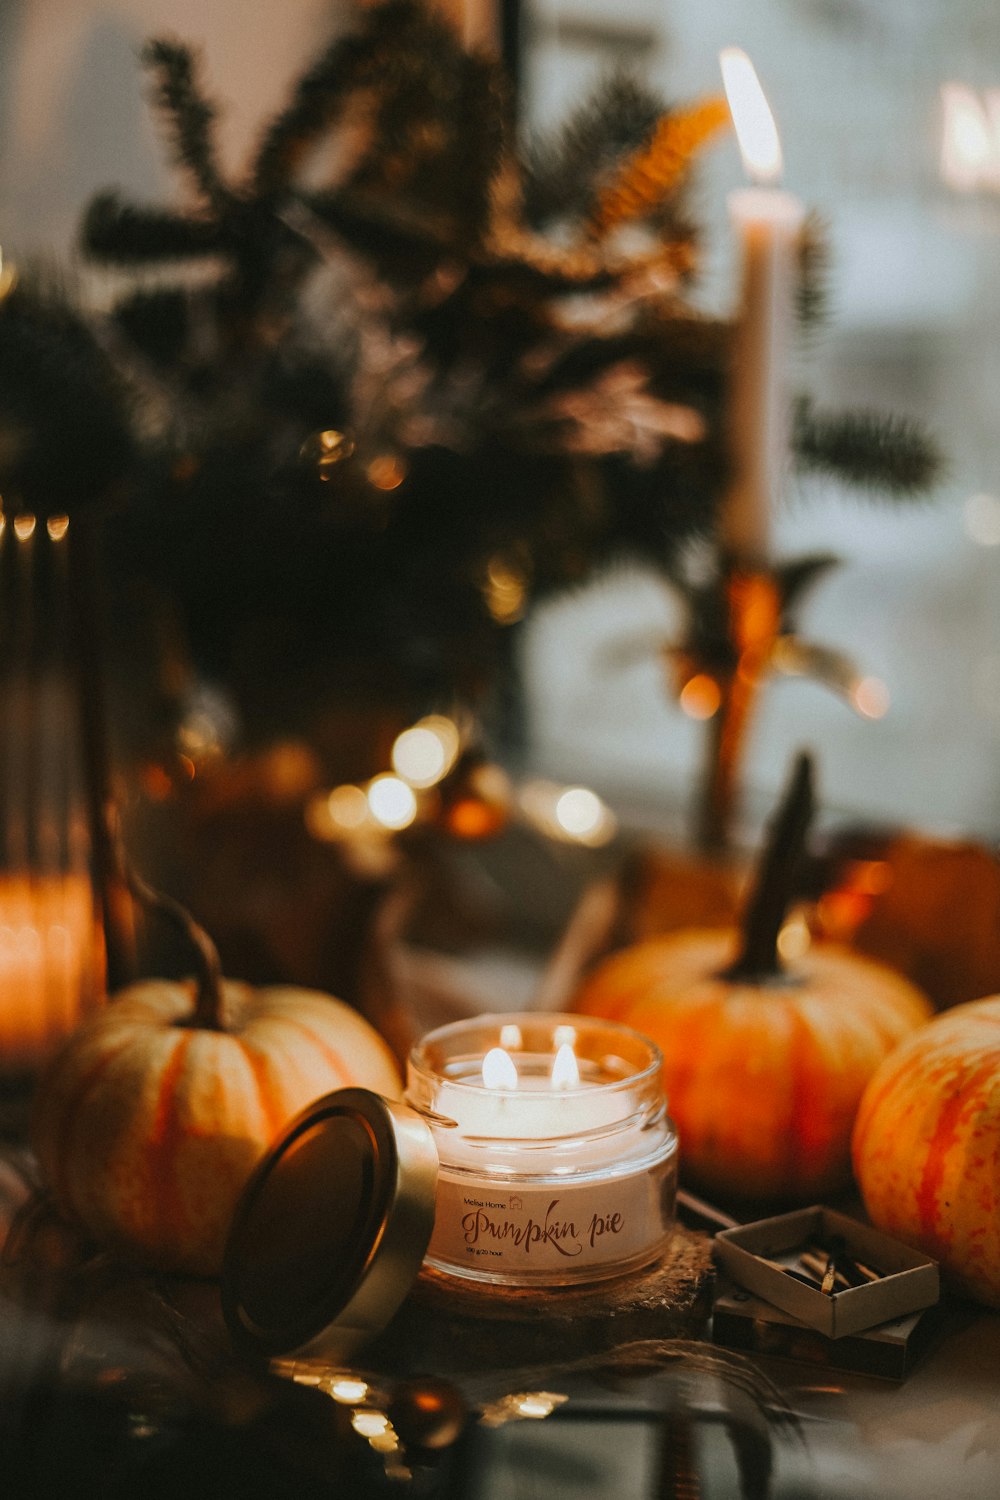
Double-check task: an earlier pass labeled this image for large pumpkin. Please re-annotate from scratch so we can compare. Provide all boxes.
[577,928,931,1200]
[575,754,932,1200]
[33,977,400,1276]
[853,997,1000,1307]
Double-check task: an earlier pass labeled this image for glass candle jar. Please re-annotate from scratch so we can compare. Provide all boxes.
[406,1013,678,1287]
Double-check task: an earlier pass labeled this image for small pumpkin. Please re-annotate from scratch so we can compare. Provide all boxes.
[33,876,400,1276]
[576,755,932,1201]
[853,997,1000,1307]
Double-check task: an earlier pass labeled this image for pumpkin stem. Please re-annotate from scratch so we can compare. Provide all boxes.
[726,751,815,983]
[125,867,226,1029]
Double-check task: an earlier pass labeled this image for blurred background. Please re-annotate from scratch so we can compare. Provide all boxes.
[0,0,996,837]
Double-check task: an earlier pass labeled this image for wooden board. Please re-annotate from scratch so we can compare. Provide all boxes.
[365,1226,714,1376]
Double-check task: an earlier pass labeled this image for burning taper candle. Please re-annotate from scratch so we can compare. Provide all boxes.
[719,49,805,563]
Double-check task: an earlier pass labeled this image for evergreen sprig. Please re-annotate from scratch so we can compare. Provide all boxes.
[141,39,228,209]
[83,192,222,263]
[25,1,940,735]
[793,398,942,497]
[796,212,831,331]
[522,72,665,229]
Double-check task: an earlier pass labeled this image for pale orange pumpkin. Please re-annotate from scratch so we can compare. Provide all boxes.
[575,755,933,1200]
[33,882,401,1276]
[853,997,1000,1307]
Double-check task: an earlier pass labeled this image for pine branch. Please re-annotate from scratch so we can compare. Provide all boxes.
[251,1,447,197]
[81,192,223,263]
[796,212,830,330]
[142,39,228,208]
[522,72,664,228]
[793,397,942,497]
[589,97,729,239]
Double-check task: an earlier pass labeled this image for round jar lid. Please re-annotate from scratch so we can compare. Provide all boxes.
[222,1088,438,1363]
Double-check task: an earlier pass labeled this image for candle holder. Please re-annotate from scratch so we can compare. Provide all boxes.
[406,1013,678,1287]
[668,550,873,852]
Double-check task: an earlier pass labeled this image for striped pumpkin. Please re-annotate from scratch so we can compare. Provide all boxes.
[853,997,1000,1307]
[576,928,932,1201]
[33,979,401,1276]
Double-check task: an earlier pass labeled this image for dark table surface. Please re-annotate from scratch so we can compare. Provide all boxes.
[3,1143,999,1500]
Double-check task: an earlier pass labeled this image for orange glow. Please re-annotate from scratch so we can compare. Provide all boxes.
[141,764,174,802]
[483,556,528,625]
[46,515,70,541]
[446,795,504,840]
[853,859,893,897]
[13,514,36,542]
[367,455,406,491]
[680,674,722,720]
[720,48,782,184]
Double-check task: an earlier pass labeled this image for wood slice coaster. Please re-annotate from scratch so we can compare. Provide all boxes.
[365,1226,713,1376]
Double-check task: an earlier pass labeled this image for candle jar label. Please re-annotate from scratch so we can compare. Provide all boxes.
[425,1157,677,1286]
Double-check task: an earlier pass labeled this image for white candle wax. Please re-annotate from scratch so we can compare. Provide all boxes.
[723,187,804,561]
[433,1054,631,1152]
[720,49,806,564]
[409,1015,679,1285]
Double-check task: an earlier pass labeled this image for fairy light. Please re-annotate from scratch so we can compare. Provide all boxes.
[367,774,418,830]
[351,1410,391,1438]
[328,1378,369,1404]
[680,674,722,720]
[852,676,890,720]
[391,715,461,788]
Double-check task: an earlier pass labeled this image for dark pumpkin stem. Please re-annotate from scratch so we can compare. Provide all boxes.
[124,866,226,1030]
[726,751,815,983]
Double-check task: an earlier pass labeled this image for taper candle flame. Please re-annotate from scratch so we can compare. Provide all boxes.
[483,1046,518,1089]
[720,48,782,184]
[550,1042,580,1089]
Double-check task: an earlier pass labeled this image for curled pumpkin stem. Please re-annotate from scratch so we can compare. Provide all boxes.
[726,751,815,984]
[124,866,226,1030]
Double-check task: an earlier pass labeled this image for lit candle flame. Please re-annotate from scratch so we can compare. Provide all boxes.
[720,48,783,185]
[550,1042,580,1089]
[483,1046,518,1089]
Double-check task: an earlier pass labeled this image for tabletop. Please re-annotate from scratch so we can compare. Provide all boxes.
[3,1143,999,1500]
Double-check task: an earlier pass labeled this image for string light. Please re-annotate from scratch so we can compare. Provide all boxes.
[391,716,461,788]
[679,674,722,720]
[367,775,418,830]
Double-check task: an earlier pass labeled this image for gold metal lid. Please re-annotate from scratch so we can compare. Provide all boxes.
[222,1088,438,1363]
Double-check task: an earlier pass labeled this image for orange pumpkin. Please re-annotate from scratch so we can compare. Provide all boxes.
[575,754,932,1200]
[33,889,401,1277]
[577,928,930,1200]
[853,997,1000,1307]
